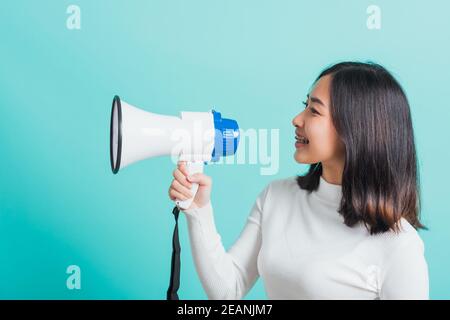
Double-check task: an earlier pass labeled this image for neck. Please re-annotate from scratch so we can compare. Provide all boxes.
[321,159,344,185]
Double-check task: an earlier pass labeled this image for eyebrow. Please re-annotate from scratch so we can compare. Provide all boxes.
[307,94,326,108]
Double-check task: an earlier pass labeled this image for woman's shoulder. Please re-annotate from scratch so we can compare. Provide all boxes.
[393,218,425,249]
[254,176,300,207]
[369,218,426,259]
[251,176,298,206]
[264,175,298,193]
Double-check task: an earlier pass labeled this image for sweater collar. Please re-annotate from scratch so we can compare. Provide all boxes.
[315,175,343,204]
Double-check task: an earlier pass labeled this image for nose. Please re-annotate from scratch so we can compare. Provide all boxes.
[292,111,304,128]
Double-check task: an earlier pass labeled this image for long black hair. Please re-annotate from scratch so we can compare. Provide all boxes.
[297,61,426,235]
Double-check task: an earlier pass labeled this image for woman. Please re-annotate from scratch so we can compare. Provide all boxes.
[168,61,429,300]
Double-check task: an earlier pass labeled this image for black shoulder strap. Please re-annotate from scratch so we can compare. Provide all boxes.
[166,206,181,300]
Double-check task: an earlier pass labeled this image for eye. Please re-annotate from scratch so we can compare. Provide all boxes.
[309,107,319,115]
[302,100,320,115]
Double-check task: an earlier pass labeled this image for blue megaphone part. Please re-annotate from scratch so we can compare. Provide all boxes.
[210,110,240,162]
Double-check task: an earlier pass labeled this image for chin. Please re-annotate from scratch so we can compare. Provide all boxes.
[294,153,313,164]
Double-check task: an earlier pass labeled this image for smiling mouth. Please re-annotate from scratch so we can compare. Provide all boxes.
[295,134,309,144]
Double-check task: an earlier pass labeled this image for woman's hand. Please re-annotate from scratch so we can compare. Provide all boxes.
[168,161,212,210]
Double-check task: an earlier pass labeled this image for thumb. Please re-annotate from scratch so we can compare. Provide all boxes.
[186,173,211,186]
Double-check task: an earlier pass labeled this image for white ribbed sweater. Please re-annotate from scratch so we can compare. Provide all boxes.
[181,176,429,300]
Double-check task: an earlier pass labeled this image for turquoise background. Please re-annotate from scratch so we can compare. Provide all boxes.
[1,0,449,299]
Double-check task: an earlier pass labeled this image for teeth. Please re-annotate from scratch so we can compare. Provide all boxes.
[296,135,309,144]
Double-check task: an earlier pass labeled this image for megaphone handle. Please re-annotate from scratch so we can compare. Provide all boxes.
[175,161,204,210]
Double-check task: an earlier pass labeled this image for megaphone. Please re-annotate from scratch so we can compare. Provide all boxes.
[109,95,240,209]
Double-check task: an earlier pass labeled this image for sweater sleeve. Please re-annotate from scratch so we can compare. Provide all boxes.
[379,236,429,300]
[180,186,268,300]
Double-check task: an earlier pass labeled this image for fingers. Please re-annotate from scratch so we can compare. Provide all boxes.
[178,161,189,176]
[171,179,193,199]
[169,188,191,201]
[168,162,194,202]
[186,173,212,187]
[169,162,212,204]
[173,168,192,189]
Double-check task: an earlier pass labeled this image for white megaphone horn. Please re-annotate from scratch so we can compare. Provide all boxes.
[109,95,240,209]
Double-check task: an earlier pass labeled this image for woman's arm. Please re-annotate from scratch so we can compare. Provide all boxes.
[181,187,267,300]
[379,236,429,300]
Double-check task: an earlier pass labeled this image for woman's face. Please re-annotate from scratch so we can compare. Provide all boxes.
[292,75,346,165]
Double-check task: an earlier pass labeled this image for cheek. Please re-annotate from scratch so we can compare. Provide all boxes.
[308,121,340,156]
[293,118,344,164]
